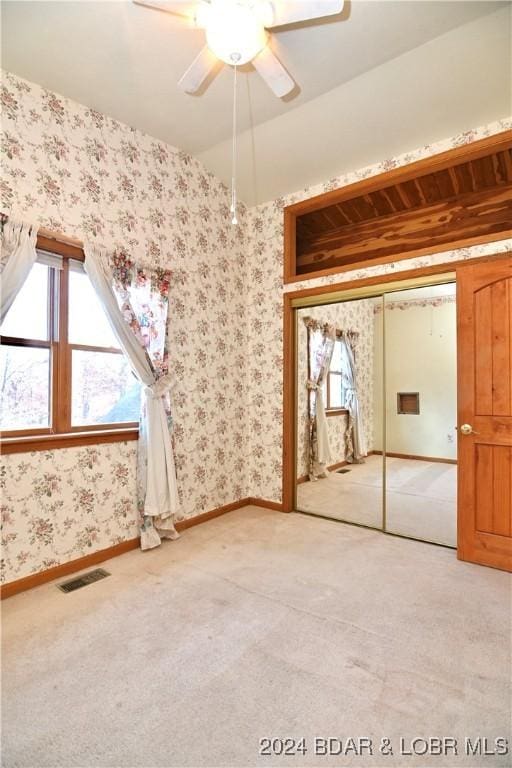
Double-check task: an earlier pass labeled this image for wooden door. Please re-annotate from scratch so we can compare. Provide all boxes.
[457,257,512,571]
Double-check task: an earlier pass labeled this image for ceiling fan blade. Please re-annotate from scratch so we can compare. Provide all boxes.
[178,46,218,93]
[267,0,344,27]
[252,46,295,98]
[133,1,202,22]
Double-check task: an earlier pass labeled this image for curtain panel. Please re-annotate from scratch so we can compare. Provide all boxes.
[84,245,179,550]
[341,332,367,464]
[304,318,336,480]
[0,219,38,323]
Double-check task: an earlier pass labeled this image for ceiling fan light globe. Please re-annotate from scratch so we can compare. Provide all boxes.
[194,1,211,28]
[254,1,274,28]
[205,1,267,65]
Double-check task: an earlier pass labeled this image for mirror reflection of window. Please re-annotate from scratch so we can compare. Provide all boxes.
[296,298,383,530]
[325,337,351,411]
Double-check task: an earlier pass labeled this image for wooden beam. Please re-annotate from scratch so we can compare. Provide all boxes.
[296,185,512,274]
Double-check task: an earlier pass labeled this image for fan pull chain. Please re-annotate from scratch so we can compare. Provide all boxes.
[230,63,238,226]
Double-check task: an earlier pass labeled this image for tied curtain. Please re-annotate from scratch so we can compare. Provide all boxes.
[1,219,38,323]
[0,221,179,551]
[84,245,179,550]
[341,332,367,464]
[306,319,336,480]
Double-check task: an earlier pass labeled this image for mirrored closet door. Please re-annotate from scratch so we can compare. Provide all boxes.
[382,284,457,547]
[294,280,457,548]
[295,298,384,531]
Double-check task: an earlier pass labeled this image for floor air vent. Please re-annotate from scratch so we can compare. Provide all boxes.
[337,468,351,474]
[58,568,110,593]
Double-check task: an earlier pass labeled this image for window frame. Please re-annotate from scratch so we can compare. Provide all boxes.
[325,335,349,417]
[1,237,139,453]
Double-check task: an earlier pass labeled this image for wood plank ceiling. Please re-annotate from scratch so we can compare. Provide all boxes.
[295,148,512,275]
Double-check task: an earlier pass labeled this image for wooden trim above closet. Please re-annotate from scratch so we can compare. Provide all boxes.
[284,130,512,283]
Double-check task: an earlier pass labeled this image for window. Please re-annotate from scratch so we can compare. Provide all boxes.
[324,336,349,413]
[1,246,140,449]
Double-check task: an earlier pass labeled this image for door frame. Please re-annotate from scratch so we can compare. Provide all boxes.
[282,251,511,519]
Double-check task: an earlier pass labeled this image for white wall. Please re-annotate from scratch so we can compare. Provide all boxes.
[373,287,457,460]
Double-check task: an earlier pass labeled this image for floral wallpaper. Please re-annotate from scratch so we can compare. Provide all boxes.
[0,443,138,584]
[296,300,374,479]
[1,70,250,583]
[1,67,511,585]
[244,118,512,504]
[374,294,456,313]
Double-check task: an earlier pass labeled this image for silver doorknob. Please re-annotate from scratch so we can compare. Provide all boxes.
[460,423,478,435]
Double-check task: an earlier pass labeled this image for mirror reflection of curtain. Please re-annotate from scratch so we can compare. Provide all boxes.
[341,331,367,463]
[306,319,336,480]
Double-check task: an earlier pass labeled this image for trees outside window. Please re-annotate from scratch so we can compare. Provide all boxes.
[0,254,141,438]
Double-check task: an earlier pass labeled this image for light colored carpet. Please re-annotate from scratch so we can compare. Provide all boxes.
[296,455,457,546]
[2,507,510,768]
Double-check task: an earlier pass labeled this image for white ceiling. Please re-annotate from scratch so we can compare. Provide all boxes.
[2,1,511,204]
[200,4,512,203]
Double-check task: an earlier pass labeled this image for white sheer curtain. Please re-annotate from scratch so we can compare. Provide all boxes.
[341,333,367,463]
[84,245,179,550]
[312,381,332,475]
[1,220,38,323]
[306,322,336,480]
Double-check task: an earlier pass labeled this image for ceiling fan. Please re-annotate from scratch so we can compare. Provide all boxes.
[134,1,344,97]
